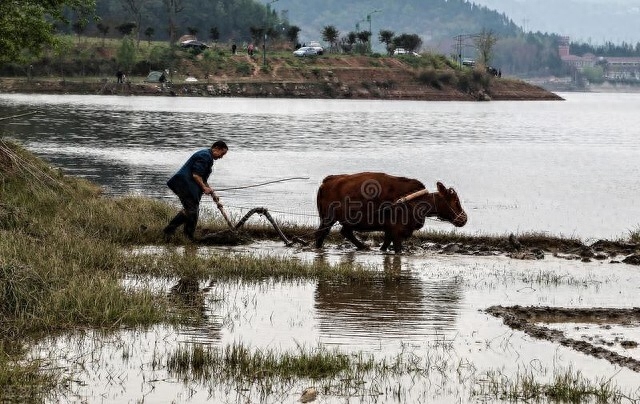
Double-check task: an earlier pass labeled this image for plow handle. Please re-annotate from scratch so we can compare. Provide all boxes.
[212,194,234,229]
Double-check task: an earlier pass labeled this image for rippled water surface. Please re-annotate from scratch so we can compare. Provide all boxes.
[2,93,640,402]
[1,92,639,239]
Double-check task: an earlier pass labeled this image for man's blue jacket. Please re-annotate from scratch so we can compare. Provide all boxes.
[167,149,214,202]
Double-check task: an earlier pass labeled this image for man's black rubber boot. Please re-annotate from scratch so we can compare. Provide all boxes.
[164,212,187,240]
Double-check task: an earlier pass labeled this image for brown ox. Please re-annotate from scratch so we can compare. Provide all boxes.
[314,172,467,253]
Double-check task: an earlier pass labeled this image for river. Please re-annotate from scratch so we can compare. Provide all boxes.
[1,92,638,240]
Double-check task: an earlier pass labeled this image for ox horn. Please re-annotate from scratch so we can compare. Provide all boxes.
[394,188,429,204]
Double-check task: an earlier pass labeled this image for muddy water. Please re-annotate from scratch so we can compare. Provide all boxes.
[1,92,640,239]
[31,245,640,403]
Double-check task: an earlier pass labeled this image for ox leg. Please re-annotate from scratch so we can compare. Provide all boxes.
[392,230,412,254]
[392,229,413,254]
[392,237,404,253]
[340,226,368,250]
[393,234,403,254]
[380,231,392,252]
[314,219,336,248]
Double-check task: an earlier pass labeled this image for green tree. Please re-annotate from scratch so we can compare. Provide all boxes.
[286,25,301,45]
[378,29,395,55]
[321,25,339,52]
[163,0,185,46]
[117,35,136,72]
[144,27,155,45]
[117,22,137,37]
[53,35,74,80]
[119,0,148,46]
[148,44,172,69]
[97,22,110,47]
[72,20,87,42]
[474,28,498,66]
[356,31,371,54]
[209,27,219,43]
[393,33,422,53]
[583,65,604,83]
[249,26,264,45]
[0,0,95,63]
[340,32,357,53]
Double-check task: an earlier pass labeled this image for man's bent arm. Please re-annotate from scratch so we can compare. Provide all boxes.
[192,173,215,197]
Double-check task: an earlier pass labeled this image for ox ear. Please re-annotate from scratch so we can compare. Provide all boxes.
[436,181,447,195]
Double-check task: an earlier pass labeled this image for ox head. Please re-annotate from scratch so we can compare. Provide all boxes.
[435,182,467,227]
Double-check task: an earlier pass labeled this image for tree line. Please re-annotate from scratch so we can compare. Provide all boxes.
[570,41,640,58]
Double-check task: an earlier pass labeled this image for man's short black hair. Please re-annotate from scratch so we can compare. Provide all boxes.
[212,140,228,150]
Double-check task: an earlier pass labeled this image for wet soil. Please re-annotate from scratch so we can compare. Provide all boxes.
[199,225,640,266]
[411,235,640,266]
[486,305,640,372]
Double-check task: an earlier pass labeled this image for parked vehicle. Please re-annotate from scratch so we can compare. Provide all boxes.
[307,41,324,55]
[462,58,476,67]
[393,48,420,57]
[180,40,209,50]
[293,47,318,57]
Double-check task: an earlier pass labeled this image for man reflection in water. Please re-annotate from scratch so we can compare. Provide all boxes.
[163,140,228,241]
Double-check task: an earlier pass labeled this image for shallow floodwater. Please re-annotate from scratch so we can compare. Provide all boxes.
[1,92,639,240]
[30,245,640,403]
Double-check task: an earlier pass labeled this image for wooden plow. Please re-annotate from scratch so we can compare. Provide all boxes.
[200,195,309,247]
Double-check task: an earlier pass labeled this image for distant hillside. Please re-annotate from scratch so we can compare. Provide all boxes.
[275,0,521,48]
[86,0,521,52]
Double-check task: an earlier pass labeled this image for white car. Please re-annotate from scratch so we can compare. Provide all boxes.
[393,48,420,57]
[293,47,318,57]
[307,41,324,55]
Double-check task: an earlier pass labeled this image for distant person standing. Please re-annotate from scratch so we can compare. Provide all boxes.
[116,70,124,83]
[232,43,237,55]
[248,43,254,56]
[163,141,229,241]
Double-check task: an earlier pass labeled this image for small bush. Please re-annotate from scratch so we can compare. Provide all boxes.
[417,68,442,89]
[235,62,252,76]
[437,70,457,86]
[457,67,490,93]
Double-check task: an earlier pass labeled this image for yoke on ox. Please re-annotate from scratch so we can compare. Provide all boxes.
[314,172,467,253]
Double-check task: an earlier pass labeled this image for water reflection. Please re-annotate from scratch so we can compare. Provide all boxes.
[167,245,223,342]
[314,253,462,344]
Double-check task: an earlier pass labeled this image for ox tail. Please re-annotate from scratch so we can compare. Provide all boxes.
[316,175,339,213]
[316,181,327,214]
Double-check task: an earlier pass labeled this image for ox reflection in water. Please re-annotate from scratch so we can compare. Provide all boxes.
[314,172,467,253]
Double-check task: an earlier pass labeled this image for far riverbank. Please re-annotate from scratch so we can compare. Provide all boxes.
[0,55,562,101]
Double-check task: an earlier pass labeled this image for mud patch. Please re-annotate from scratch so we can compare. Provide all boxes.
[486,305,640,372]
